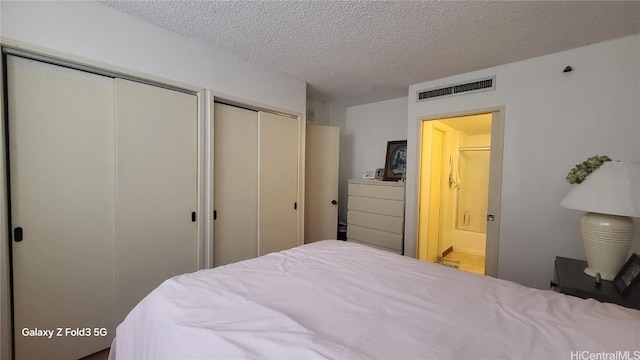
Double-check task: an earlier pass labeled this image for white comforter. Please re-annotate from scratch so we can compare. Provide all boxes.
[112,240,640,359]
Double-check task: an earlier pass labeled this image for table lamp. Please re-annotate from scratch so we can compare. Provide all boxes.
[561,161,640,280]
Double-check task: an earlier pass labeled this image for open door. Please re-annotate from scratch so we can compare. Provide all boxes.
[305,126,340,242]
[417,109,503,277]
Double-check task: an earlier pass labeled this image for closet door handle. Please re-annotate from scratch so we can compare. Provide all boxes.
[14,227,23,242]
[331,200,337,205]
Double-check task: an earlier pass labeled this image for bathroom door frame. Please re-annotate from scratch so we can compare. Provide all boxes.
[417,107,504,277]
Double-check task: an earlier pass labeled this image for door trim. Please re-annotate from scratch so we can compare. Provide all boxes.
[0,48,11,360]
[485,108,504,277]
[415,106,504,277]
[1,39,201,95]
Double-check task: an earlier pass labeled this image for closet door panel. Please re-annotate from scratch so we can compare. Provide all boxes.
[258,112,298,255]
[8,56,116,359]
[213,103,258,266]
[115,79,197,322]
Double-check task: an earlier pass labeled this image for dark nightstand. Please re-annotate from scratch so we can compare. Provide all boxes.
[552,256,640,310]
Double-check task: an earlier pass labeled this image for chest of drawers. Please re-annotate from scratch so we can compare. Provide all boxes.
[347,180,405,254]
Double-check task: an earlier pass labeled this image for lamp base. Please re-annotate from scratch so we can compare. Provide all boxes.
[581,212,634,281]
[583,266,610,279]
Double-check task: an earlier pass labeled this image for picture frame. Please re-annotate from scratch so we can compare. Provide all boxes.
[613,253,640,296]
[363,169,376,180]
[383,140,407,181]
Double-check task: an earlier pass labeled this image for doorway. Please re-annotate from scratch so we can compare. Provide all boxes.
[417,109,503,277]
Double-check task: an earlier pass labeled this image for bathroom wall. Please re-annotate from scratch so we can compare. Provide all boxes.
[454,133,491,256]
[418,120,459,260]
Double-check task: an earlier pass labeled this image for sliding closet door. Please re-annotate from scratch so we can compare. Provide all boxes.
[213,103,258,266]
[115,79,198,322]
[8,56,116,359]
[258,112,299,255]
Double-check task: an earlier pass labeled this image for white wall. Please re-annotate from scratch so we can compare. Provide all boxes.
[341,97,408,221]
[329,102,348,130]
[0,1,306,114]
[306,98,331,125]
[406,34,640,289]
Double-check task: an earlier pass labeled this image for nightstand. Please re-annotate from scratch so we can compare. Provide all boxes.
[552,256,640,310]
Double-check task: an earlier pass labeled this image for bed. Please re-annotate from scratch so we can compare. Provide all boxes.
[111,240,640,359]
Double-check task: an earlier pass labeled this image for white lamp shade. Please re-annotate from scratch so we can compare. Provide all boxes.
[561,161,640,217]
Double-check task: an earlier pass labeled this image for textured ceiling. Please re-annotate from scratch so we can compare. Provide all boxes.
[101,1,640,106]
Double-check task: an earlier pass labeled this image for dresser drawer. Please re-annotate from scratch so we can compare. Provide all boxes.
[347,224,403,251]
[347,210,403,234]
[347,196,404,217]
[348,183,404,200]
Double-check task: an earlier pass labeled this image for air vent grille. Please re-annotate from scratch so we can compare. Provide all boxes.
[417,76,496,102]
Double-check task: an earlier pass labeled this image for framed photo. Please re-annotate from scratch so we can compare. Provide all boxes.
[363,169,376,180]
[613,253,640,296]
[383,140,407,181]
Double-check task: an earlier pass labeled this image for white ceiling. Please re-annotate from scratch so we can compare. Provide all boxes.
[101,1,640,106]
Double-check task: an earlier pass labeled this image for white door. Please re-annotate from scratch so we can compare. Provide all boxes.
[8,55,117,359]
[305,126,339,242]
[213,103,258,266]
[115,79,198,323]
[258,112,299,255]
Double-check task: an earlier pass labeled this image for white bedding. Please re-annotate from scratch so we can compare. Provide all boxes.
[112,240,640,359]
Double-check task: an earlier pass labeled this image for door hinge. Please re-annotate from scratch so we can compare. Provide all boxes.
[192,212,196,222]
[294,202,297,210]
[214,210,217,220]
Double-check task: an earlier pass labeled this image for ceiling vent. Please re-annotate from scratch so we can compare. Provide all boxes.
[417,76,496,102]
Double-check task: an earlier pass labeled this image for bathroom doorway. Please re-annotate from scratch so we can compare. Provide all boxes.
[417,109,503,276]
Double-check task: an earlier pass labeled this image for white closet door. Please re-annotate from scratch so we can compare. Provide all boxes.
[213,103,258,266]
[115,79,198,323]
[8,56,116,359]
[305,126,339,242]
[258,112,298,255]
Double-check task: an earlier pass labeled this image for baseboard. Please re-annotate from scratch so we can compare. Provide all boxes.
[442,246,453,257]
